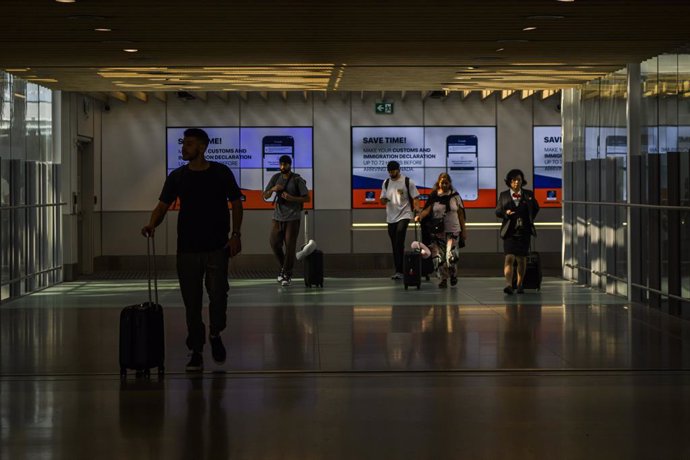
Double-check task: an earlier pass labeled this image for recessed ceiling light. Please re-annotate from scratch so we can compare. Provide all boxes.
[123,49,139,53]
[527,15,565,20]
[523,26,537,31]
[496,48,505,52]
[557,0,575,2]
[94,28,112,32]
[56,0,76,3]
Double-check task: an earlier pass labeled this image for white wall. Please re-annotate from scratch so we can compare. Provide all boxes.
[84,91,562,258]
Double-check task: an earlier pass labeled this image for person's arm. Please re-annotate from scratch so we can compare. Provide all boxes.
[409,180,421,212]
[530,190,540,219]
[227,198,243,257]
[141,201,170,237]
[281,177,310,203]
[457,199,467,238]
[495,192,515,218]
[415,206,431,222]
[495,192,506,218]
[263,174,283,200]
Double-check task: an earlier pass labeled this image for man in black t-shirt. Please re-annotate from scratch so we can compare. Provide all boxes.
[141,128,243,372]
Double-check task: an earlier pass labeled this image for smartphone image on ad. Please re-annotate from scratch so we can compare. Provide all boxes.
[262,135,294,202]
[605,135,627,157]
[446,135,479,201]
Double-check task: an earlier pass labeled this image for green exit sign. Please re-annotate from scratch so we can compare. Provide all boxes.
[375,102,394,114]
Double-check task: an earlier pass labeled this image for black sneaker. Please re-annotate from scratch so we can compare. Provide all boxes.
[450,276,458,287]
[185,352,203,372]
[210,335,226,364]
[503,286,514,295]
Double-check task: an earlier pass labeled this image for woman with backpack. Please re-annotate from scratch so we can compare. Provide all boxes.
[415,173,466,288]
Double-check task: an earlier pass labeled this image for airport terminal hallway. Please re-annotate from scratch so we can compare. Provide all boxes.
[2,276,690,459]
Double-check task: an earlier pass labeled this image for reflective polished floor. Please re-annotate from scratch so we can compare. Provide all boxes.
[2,277,690,459]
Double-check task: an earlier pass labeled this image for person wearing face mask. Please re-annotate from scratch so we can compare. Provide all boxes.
[263,154,310,287]
[380,160,420,280]
[496,169,539,295]
[415,173,466,288]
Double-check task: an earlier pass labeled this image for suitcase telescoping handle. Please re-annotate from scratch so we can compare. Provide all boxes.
[304,211,309,242]
[146,236,159,306]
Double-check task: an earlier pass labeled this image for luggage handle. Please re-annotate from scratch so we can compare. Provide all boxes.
[303,211,309,242]
[146,236,159,306]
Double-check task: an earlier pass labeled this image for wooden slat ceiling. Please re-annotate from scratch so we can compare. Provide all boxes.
[1,0,690,93]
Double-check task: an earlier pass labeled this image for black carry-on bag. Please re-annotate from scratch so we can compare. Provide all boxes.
[512,242,543,291]
[403,220,422,290]
[302,211,324,288]
[119,236,165,378]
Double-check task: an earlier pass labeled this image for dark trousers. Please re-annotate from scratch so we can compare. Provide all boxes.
[177,247,229,353]
[387,219,410,273]
[270,219,301,276]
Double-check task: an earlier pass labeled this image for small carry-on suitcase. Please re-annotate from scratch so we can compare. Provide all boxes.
[119,237,165,378]
[512,251,542,291]
[403,251,422,290]
[403,221,422,290]
[302,211,324,288]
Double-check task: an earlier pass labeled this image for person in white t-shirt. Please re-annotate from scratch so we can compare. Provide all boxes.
[380,161,420,280]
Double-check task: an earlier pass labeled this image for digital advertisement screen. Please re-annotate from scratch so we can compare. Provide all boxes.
[351,126,497,208]
[533,126,562,208]
[166,127,313,210]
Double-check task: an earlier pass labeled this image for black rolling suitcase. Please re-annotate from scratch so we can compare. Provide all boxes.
[302,211,324,288]
[403,221,422,290]
[512,251,542,291]
[119,237,165,378]
[420,216,434,280]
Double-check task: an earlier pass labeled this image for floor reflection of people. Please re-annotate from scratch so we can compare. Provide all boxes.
[419,306,465,369]
[272,307,306,369]
[388,306,426,369]
[118,379,165,459]
[499,303,542,368]
[179,376,230,460]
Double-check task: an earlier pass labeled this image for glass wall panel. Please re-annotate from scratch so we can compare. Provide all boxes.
[0,71,61,303]
[564,53,690,315]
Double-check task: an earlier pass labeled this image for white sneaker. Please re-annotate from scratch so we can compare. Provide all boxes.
[391,272,404,280]
[277,271,285,283]
[281,275,292,287]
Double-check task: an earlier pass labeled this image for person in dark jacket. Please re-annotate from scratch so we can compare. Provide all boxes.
[496,169,539,294]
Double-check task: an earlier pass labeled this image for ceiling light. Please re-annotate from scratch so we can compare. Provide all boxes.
[527,15,565,20]
[94,28,112,32]
[523,26,537,31]
[56,0,76,3]
[557,0,575,2]
[123,49,139,53]
[496,48,505,52]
